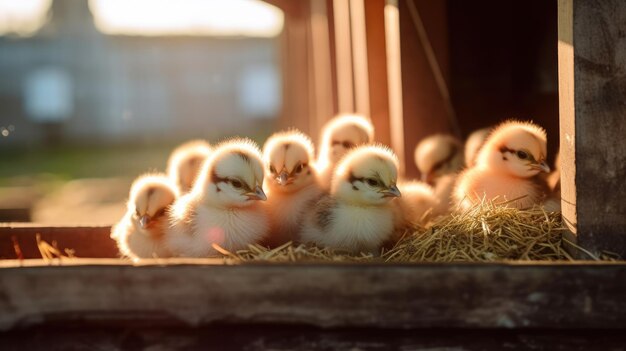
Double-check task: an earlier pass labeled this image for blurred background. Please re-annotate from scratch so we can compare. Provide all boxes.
[0,0,558,225]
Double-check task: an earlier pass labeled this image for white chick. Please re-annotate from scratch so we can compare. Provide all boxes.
[393,180,439,231]
[454,120,552,210]
[262,130,322,247]
[316,114,375,189]
[414,134,464,214]
[464,127,491,168]
[301,145,400,254]
[167,140,212,193]
[111,174,179,260]
[165,138,269,257]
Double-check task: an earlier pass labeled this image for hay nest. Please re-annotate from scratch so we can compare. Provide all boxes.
[223,201,616,263]
[384,202,567,262]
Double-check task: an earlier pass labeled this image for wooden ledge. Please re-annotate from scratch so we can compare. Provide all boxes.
[0,259,624,331]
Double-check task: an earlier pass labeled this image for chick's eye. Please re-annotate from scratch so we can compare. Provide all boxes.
[342,141,356,149]
[230,180,243,189]
[366,178,379,187]
[516,151,529,160]
[295,163,304,173]
[269,165,276,174]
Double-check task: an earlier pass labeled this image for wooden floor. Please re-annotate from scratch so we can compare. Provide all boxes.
[2,325,625,350]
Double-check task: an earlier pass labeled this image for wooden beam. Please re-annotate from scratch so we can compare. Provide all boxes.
[558,0,626,256]
[309,0,335,135]
[333,0,355,113]
[364,0,391,146]
[349,0,370,117]
[0,260,625,330]
[396,0,453,178]
[384,0,406,174]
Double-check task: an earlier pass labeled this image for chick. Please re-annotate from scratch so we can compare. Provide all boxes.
[301,145,400,254]
[414,134,464,214]
[165,138,269,257]
[464,127,491,168]
[317,114,375,189]
[262,130,322,246]
[393,180,439,230]
[414,134,464,185]
[454,121,551,210]
[167,140,212,193]
[111,174,179,260]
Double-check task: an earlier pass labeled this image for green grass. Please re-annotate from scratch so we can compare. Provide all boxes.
[0,144,175,186]
[0,131,274,187]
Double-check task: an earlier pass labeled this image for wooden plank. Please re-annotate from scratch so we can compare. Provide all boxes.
[0,224,117,259]
[557,0,626,256]
[364,0,391,146]
[3,326,626,350]
[384,0,406,173]
[396,0,454,178]
[0,260,624,330]
[349,0,370,117]
[333,0,355,113]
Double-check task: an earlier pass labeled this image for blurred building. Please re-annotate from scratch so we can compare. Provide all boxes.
[0,0,283,146]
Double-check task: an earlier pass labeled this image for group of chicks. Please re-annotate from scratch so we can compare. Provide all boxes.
[112,115,560,260]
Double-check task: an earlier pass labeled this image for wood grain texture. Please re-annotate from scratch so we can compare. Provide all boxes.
[0,259,624,331]
[558,0,626,256]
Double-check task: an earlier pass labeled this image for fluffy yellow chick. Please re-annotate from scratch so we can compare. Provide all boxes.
[316,114,375,189]
[263,130,322,246]
[165,138,269,257]
[414,134,465,214]
[111,173,179,260]
[301,145,400,254]
[167,140,212,193]
[464,127,491,168]
[454,121,551,210]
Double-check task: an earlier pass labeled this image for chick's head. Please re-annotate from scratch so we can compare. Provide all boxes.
[332,145,401,205]
[319,114,374,168]
[263,130,316,193]
[167,140,212,193]
[464,127,491,168]
[414,134,464,185]
[477,121,550,178]
[195,138,266,208]
[129,174,179,235]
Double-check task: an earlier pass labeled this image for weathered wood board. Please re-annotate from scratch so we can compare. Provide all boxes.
[0,259,624,331]
[558,0,626,256]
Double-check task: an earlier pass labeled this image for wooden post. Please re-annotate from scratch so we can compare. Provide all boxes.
[390,0,454,178]
[364,0,391,147]
[558,0,626,257]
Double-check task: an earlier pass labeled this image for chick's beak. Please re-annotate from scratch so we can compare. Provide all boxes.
[276,170,289,186]
[139,214,151,229]
[247,186,267,201]
[382,185,402,198]
[534,160,551,173]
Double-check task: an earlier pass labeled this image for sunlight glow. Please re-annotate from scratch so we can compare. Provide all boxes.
[89,0,284,37]
[0,0,51,36]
